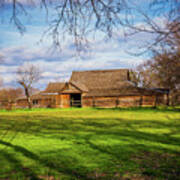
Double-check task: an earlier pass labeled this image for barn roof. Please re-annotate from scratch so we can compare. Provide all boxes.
[83,86,163,97]
[70,69,130,90]
[43,82,66,93]
[69,69,163,97]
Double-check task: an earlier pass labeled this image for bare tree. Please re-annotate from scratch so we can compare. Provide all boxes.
[133,49,180,90]
[130,65,158,88]
[16,63,41,109]
[123,1,180,53]
[0,88,23,110]
[134,53,179,92]
[0,0,179,52]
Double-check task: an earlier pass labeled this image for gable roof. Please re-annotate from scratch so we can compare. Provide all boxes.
[43,81,87,94]
[61,82,82,93]
[43,82,66,93]
[69,69,164,97]
[70,69,130,91]
[70,81,88,92]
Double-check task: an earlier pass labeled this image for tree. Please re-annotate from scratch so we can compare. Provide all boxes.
[132,18,180,90]
[150,53,180,90]
[130,65,159,88]
[0,0,179,52]
[0,88,23,109]
[16,63,41,109]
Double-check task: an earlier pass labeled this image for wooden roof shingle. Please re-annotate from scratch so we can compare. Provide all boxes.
[70,69,130,90]
[44,82,66,93]
[70,69,163,97]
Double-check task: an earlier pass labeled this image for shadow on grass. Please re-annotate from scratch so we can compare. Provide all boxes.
[0,110,180,179]
[0,139,92,179]
[1,115,180,148]
[0,150,40,180]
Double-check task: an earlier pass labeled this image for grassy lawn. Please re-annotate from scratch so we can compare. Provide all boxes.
[0,107,180,179]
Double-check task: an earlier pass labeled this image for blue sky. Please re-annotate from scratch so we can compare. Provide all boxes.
[0,0,165,89]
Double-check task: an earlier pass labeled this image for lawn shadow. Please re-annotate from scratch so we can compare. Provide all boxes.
[0,139,92,179]
[0,109,180,179]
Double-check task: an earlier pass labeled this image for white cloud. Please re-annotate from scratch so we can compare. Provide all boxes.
[1,18,152,89]
[0,38,146,89]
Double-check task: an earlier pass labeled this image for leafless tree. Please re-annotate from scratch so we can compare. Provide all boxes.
[134,51,179,91]
[133,50,180,90]
[123,1,180,53]
[0,0,179,52]
[16,63,41,109]
[0,88,23,110]
[130,66,158,88]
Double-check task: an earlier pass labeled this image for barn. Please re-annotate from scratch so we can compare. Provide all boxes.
[16,69,168,108]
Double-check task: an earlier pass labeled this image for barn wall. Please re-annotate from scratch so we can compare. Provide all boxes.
[0,101,16,110]
[16,99,29,108]
[32,99,56,108]
[82,96,141,108]
[60,94,70,108]
[82,97,93,107]
[82,95,165,108]
[15,93,167,109]
[55,94,61,108]
[142,95,156,106]
[16,97,57,108]
[117,96,141,107]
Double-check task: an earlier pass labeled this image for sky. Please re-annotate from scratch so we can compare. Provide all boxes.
[0,0,164,90]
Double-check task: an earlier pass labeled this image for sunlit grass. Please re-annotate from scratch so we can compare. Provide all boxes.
[0,107,179,179]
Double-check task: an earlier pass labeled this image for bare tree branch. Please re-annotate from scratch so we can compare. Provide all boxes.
[0,0,179,53]
[16,63,41,109]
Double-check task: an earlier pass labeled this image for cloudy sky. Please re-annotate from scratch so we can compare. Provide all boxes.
[0,1,162,89]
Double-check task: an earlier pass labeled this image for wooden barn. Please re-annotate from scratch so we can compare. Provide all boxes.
[16,69,168,108]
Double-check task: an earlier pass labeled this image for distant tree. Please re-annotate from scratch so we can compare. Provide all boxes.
[130,66,158,88]
[132,51,180,90]
[132,19,180,90]
[0,88,23,109]
[149,52,180,90]
[16,64,41,109]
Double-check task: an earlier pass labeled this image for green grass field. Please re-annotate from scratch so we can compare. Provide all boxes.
[0,107,180,179]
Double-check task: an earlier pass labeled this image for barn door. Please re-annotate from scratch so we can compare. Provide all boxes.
[70,94,81,107]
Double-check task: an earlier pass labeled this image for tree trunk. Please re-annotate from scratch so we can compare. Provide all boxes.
[25,87,32,109]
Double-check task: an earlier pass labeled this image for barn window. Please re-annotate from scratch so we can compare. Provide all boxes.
[32,99,38,105]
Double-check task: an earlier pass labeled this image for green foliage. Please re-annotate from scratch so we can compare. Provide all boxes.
[0,108,179,179]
